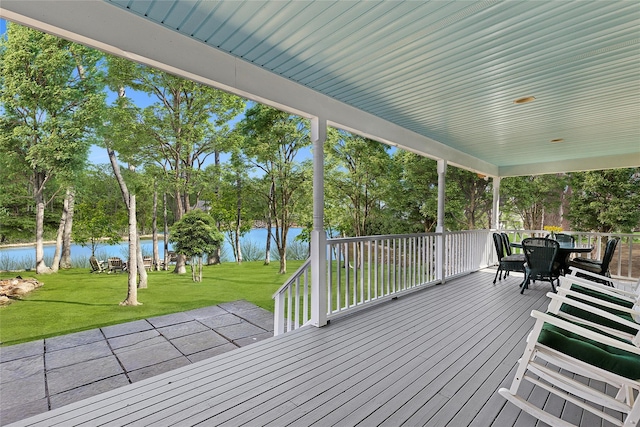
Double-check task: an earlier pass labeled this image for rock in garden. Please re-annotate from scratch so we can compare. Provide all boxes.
[0,277,43,306]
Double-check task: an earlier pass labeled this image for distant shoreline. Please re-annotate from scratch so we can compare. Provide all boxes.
[0,235,158,250]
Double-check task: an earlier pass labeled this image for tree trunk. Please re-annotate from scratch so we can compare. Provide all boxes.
[135,233,148,288]
[61,188,75,269]
[209,150,221,265]
[264,182,274,265]
[121,193,141,306]
[235,176,243,264]
[152,182,159,270]
[34,172,51,274]
[279,248,287,274]
[163,192,169,271]
[51,193,68,272]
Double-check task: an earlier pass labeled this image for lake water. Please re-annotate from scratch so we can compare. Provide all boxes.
[0,228,304,270]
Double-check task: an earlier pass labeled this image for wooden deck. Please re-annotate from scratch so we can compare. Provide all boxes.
[10,270,611,426]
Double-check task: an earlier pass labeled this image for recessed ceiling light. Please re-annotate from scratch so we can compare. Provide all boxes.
[513,96,536,104]
[550,138,564,143]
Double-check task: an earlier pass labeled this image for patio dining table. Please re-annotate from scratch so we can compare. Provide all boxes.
[510,241,593,275]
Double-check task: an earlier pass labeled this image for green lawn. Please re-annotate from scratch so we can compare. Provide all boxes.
[0,260,303,346]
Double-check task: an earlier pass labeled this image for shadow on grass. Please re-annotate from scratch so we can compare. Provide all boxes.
[15,299,115,307]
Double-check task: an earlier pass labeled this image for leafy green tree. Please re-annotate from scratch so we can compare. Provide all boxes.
[446,168,493,230]
[205,148,253,263]
[325,131,393,237]
[72,200,123,256]
[500,174,567,230]
[385,151,439,233]
[169,210,224,282]
[0,23,105,273]
[567,168,640,233]
[239,104,311,273]
[107,58,245,273]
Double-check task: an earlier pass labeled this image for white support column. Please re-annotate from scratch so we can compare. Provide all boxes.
[436,159,447,282]
[492,176,501,230]
[310,117,327,328]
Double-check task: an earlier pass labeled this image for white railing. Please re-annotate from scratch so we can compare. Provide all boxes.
[273,229,495,335]
[273,259,311,335]
[502,230,638,280]
[444,230,495,278]
[326,233,439,318]
[274,229,638,335]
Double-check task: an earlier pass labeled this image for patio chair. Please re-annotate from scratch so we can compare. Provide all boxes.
[567,267,640,296]
[143,256,153,271]
[567,237,619,284]
[500,232,513,256]
[107,257,125,274]
[520,237,561,294]
[552,233,575,247]
[549,275,640,343]
[89,256,106,273]
[498,308,640,427]
[492,233,525,284]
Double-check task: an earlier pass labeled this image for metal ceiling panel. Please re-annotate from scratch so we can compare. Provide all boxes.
[4,0,636,175]
[101,0,639,172]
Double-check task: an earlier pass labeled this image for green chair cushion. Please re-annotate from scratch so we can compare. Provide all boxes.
[560,303,637,335]
[538,318,640,380]
[570,284,634,311]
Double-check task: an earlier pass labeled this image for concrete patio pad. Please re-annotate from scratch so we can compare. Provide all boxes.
[0,301,274,426]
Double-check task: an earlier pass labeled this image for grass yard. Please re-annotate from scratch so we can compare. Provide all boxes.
[0,260,303,346]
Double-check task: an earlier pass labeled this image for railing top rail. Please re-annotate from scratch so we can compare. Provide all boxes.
[502,229,637,238]
[272,258,311,298]
[327,229,492,244]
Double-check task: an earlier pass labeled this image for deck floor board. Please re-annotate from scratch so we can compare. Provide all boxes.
[10,270,613,427]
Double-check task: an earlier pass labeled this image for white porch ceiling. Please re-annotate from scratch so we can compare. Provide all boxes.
[1,1,639,177]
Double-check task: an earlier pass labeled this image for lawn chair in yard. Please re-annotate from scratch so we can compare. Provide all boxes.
[89,256,106,273]
[499,302,640,426]
[143,256,153,271]
[107,257,125,274]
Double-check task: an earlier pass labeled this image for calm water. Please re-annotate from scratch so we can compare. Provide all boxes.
[0,228,303,269]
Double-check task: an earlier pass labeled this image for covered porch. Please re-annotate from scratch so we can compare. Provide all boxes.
[1,2,638,426]
[10,270,583,427]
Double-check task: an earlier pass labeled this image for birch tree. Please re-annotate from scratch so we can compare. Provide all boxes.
[0,23,104,273]
[107,59,245,274]
[239,105,310,274]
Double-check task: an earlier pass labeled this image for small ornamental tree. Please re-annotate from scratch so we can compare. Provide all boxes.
[169,210,224,282]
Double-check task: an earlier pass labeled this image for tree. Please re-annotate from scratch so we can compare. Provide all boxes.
[445,168,493,230]
[500,174,567,230]
[567,168,640,233]
[239,104,311,274]
[383,151,439,234]
[0,23,105,273]
[206,148,253,263]
[325,131,393,237]
[108,59,245,274]
[169,210,224,282]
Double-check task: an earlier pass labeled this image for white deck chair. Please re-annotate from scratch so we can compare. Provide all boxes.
[547,284,640,344]
[567,266,640,294]
[499,308,640,427]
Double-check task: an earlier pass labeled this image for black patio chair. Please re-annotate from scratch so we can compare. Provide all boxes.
[553,233,575,247]
[520,237,561,294]
[568,237,619,285]
[492,233,525,284]
[500,232,513,256]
